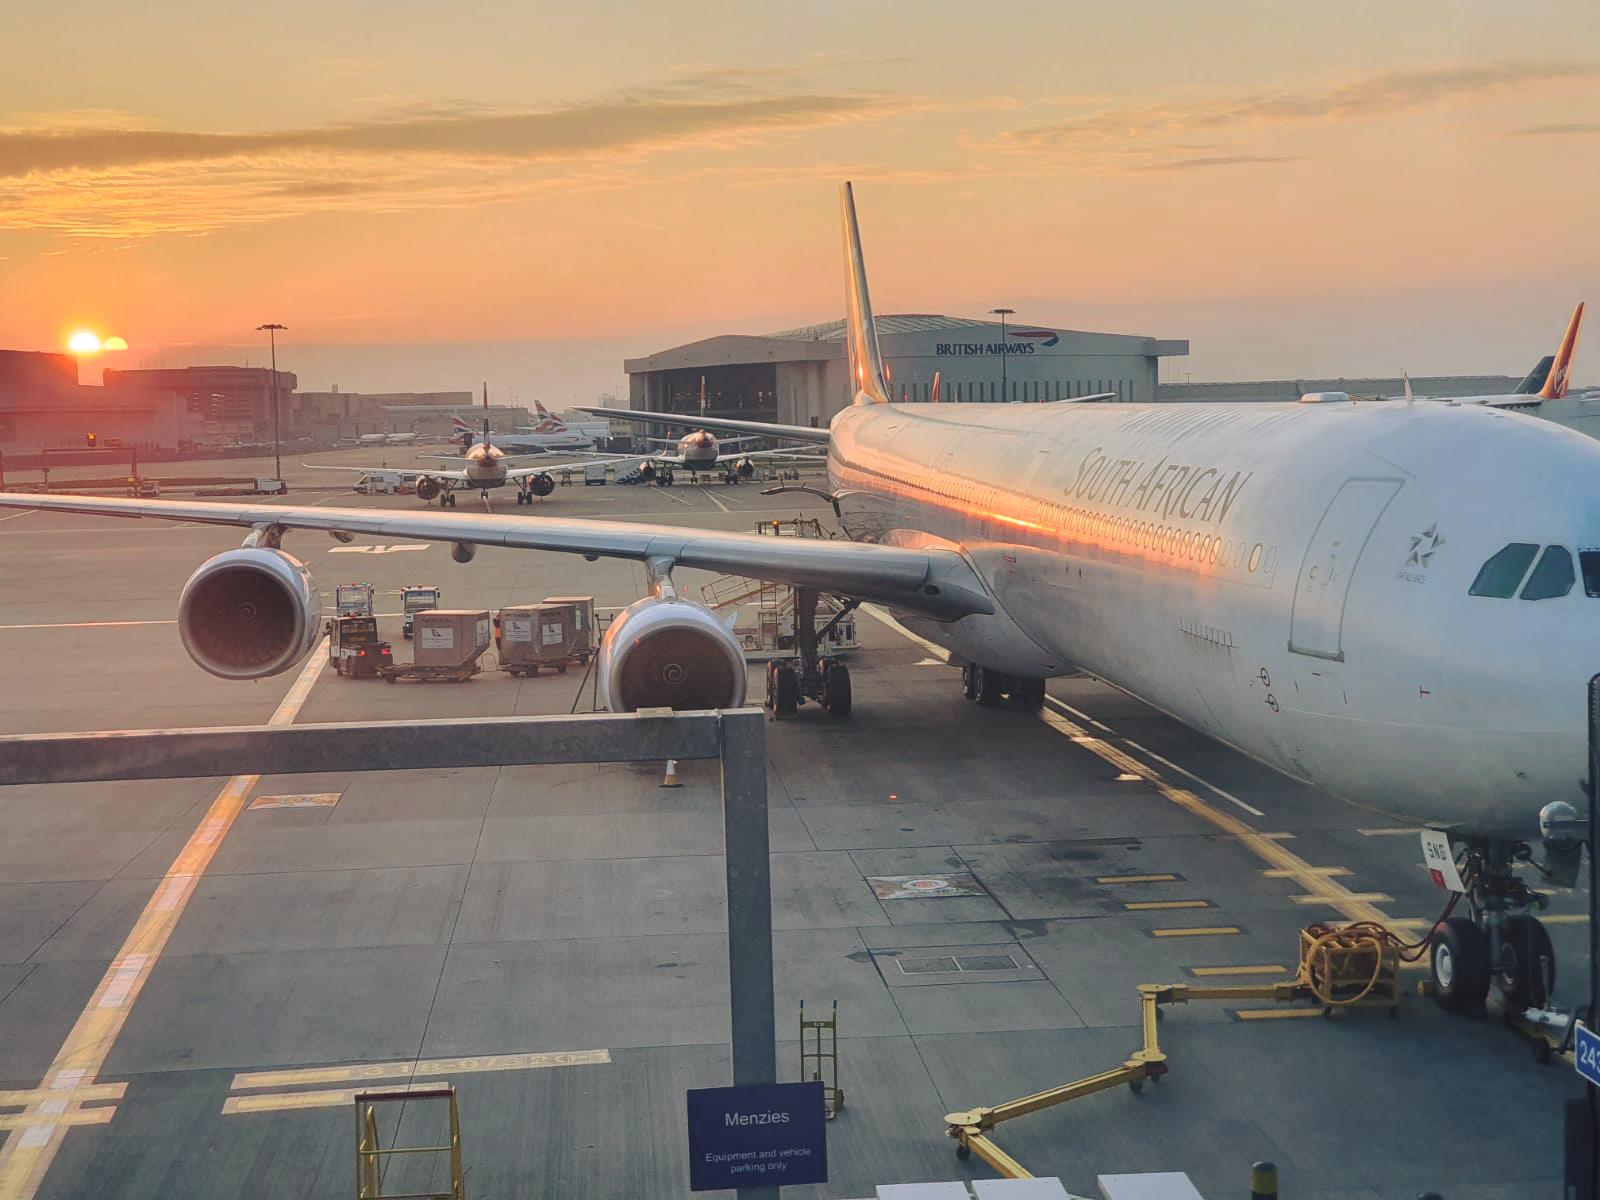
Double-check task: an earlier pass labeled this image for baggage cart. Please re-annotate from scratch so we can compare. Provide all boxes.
[335,583,375,617]
[495,603,587,677]
[400,585,441,639]
[541,596,596,657]
[329,615,393,679]
[380,609,490,684]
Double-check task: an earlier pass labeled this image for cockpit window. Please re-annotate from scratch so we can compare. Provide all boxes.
[1520,546,1575,600]
[1580,551,1600,598]
[1468,543,1539,598]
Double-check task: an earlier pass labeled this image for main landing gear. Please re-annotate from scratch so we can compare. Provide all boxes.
[960,663,1046,712]
[764,588,857,720]
[1427,838,1556,1015]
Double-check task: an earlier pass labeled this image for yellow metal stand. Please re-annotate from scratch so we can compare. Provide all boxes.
[355,1085,465,1200]
[800,1000,844,1118]
[945,924,1411,1179]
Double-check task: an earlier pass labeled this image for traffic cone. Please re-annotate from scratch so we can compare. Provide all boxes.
[660,759,683,789]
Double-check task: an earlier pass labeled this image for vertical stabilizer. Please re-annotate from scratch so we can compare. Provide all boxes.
[1539,301,1585,399]
[482,383,491,447]
[700,375,707,419]
[840,182,891,405]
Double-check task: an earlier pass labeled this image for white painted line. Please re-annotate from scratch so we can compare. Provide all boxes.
[0,510,34,524]
[1358,827,1423,837]
[0,620,177,631]
[1070,715,1266,818]
[697,486,732,514]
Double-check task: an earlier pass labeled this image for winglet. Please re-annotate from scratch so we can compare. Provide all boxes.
[931,371,942,404]
[1539,301,1585,399]
[1403,371,1413,404]
[840,182,890,406]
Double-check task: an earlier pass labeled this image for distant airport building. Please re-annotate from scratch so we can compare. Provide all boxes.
[625,315,1191,427]
[1156,376,1523,403]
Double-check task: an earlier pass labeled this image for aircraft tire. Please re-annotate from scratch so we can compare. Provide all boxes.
[1430,916,1491,1011]
[1015,676,1046,711]
[974,665,1006,708]
[824,663,852,718]
[770,664,801,718]
[1499,915,1555,1011]
[962,664,978,700]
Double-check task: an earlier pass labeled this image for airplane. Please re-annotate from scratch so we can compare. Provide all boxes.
[358,430,420,446]
[307,387,558,506]
[573,378,825,484]
[1399,302,1585,408]
[4,183,1597,1023]
[523,401,610,443]
[452,407,595,454]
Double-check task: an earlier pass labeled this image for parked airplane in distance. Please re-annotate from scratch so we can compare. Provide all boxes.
[309,387,559,506]
[5,183,1595,1022]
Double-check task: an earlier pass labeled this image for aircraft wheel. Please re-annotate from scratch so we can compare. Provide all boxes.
[974,665,1006,708]
[1430,916,1491,1012]
[824,663,852,718]
[961,664,978,700]
[1014,676,1046,711]
[1499,915,1556,1011]
[769,663,800,719]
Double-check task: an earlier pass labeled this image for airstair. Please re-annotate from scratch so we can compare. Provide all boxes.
[699,518,859,660]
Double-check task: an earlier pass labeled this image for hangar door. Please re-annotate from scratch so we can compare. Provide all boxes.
[1288,478,1402,661]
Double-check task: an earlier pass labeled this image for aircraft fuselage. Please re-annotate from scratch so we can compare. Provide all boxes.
[829,397,1600,838]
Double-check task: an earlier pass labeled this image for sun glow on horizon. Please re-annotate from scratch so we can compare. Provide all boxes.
[66,330,101,355]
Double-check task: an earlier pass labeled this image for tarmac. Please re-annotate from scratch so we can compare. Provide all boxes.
[0,454,1587,1199]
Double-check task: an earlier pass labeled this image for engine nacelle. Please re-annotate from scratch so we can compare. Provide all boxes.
[177,548,321,680]
[597,596,748,712]
[416,476,442,502]
[526,472,555,498]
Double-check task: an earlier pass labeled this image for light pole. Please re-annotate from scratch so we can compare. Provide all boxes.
[990,308,1014,402]
[256,323,286,481]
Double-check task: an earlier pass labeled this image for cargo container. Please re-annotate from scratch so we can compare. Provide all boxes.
[496,602,590,676]
[412,609,492,668]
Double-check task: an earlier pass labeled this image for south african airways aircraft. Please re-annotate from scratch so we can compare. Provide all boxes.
[2,183,1593,1015]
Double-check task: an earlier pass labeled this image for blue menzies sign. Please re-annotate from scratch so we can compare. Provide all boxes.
[1575,1021,1600,1088]
[686,1080,828,1191]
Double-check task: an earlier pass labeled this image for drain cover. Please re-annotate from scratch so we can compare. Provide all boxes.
[954,954,1019,972]
[898,957,960,975]
[867,872,985,900]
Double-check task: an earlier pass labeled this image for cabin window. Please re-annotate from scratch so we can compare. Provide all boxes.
[1469,543,1539,598]
[1520,546,1575,600]
[1581,551,1600,598]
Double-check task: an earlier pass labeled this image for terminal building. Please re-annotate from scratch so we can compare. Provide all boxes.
[624,315,1191,428]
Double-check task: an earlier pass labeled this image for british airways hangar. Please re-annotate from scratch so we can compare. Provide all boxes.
[624,314,1189,429]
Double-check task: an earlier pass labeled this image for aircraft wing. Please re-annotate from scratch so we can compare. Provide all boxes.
[0,493,993,620]
[300,461,434,481]
[573,406,830,445]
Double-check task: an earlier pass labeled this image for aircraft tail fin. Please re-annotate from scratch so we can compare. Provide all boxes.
[482,383,491,446]
[930,371,941,404]
[1538,301,1585,399]
[840,182,890,406]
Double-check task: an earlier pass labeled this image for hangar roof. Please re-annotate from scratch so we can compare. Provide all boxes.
[624,314,1187,375]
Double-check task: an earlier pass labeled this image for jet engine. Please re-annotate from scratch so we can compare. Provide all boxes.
[597,596,748,712]
[416,476,442,502]
[177,548,321,680]
[527,472,555,498]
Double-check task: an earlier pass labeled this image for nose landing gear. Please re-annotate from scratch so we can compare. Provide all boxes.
[1426,838,1556,1017]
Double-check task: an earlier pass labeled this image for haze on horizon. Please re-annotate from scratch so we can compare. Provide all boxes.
[2,1,1597,400]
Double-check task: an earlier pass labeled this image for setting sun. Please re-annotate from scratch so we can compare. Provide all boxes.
[66,330,102,355]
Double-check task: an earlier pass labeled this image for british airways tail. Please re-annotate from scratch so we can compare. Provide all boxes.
[482,383,492,446]
[840,182,891,406]
[1538,301,1585,400]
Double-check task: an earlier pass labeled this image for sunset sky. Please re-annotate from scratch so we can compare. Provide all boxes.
[2,1,1598,399]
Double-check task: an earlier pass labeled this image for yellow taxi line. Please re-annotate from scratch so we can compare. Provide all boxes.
[230,1048,611,1092]
[0,640,328,1200]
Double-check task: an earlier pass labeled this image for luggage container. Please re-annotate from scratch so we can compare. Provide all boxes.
[495,603,587,676]
[413,609,491,667]
[541,596,597,657]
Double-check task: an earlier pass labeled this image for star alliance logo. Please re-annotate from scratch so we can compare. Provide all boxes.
[1406,524,1445,567]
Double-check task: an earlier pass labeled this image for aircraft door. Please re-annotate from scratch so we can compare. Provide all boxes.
[1288,478,1402,661]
